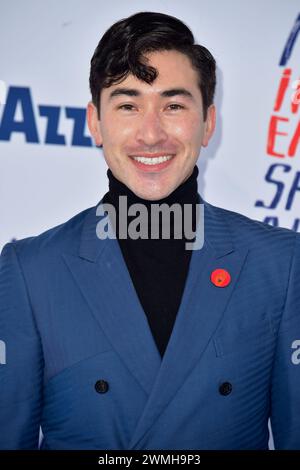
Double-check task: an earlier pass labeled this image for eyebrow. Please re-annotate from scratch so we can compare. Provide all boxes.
[108,87,195,101]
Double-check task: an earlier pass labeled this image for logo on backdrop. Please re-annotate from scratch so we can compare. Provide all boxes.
[0,86,93,147]
[255,13,300,231]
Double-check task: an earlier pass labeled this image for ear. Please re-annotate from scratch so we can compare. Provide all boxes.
[202,104,216,147]
[86,101,103,146]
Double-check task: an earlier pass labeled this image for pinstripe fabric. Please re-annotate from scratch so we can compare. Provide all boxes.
[0,197,299,449]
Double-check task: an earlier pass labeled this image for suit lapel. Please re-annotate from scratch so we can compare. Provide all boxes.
[128,201,249,449]
[62,201,162,396]
[62,196,249,449]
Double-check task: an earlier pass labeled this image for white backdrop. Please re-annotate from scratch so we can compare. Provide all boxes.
[0,0,299,249]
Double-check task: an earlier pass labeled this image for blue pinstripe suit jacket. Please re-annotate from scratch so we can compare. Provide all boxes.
[0,196,300,449]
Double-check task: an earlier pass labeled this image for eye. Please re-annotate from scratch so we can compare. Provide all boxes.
[167,104,185,110]
[117,104,136,111]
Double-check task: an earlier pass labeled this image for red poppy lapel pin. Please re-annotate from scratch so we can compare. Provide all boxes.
[210,268,231,288]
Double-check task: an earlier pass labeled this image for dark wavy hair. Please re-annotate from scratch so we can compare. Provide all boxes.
[89,11,216,121]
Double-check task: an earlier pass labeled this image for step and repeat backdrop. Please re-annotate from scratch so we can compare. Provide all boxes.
[0,0,299,249]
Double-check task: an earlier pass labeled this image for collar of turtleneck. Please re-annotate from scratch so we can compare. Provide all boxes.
[102,165,201,240]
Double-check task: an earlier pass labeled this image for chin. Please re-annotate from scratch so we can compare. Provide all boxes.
[141,189,173,201]
[129,178,175,201]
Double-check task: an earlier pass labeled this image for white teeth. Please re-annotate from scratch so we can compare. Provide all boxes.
[131,155,174,165]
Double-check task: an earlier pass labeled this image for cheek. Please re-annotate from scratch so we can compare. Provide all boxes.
[190,114,204,135]
[169,115,203,141]
[103,117,134,144]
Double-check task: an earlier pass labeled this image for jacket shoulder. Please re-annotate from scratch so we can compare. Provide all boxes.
[1,204,95,261]
[206,201,298,241]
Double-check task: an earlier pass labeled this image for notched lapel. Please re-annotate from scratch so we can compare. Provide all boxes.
[62,203,162,397]
[128,202,249,449]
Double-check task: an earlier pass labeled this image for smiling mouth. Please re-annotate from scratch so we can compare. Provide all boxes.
[129,154,175,165]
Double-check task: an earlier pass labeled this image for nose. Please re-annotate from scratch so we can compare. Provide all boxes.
[135,109,168,146]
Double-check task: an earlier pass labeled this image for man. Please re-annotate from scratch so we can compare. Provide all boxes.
[0,11,300,450]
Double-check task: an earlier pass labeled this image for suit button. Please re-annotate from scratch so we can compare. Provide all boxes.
[219,381,232,396]
[95,379,109,394]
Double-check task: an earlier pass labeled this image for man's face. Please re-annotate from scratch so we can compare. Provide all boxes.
[87,49,215,200]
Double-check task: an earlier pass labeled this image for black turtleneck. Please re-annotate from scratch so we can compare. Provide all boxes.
[102,165,200,358]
